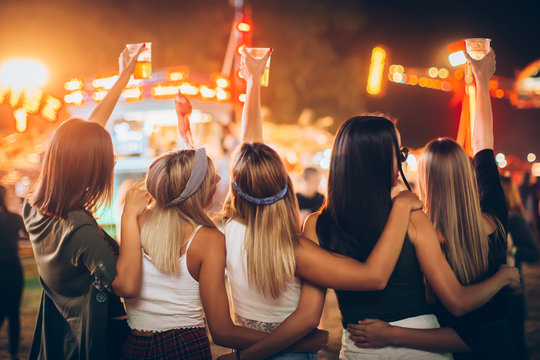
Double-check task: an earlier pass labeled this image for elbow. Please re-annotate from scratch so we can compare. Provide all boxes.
[208,327,232,348]
[446,302,467,318]
[373,277,388,291]
[113,278,141,299]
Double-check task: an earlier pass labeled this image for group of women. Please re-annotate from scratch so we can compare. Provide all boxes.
[22,43,522,360]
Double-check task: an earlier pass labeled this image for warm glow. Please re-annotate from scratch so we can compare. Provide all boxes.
[498,159,508,168]
[92,76,119,90]
[122,87,143,101]
[392,73,403,83]
[438,68,449,79]
[92,90,108,102]
[495,89,504,98]
[441,81,452,91]
[64,78,83,91]
[14,109,28,132]
[367,47,386,95]
[496,153,505,162]
[216,77,230,88]
[179,83,199,96]
[409,75,418,86]
[419,77,428,87]
[0,59,48,89]
[449,51,467,67]
[395,65,404,74]
[9,89,23,107]
[428,67,439,78]
[216,88,230,101]
[200,86,216,99]
[467,84,476,135]
[22,89,43,113]
[238,93,247,102]
[41,95,62,122]
[0,87,8,104]
[151,84,180,97]
[237,20,252,33]
[64,91,84,105]
[167,69,188,82]
[528,153,536,163]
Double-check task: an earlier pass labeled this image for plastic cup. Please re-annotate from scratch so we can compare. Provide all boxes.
[126,42,152,79]
[245,47,271,87]
[465,38,491,60]
[465,38,490,83]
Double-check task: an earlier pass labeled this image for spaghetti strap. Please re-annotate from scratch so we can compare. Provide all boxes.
[185,225,203,253]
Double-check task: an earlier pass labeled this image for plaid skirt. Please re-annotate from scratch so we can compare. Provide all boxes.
[120,327,211,360]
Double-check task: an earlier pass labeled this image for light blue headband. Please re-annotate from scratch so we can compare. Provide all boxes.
[165,148,208,207]
[232,181,288,205]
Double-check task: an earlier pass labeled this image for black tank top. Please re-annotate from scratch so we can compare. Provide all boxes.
[316,211,432,328]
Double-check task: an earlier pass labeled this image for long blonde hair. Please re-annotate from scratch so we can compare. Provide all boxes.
[140,150,217,274]
[418,138,490,285]
[223,142,300,299]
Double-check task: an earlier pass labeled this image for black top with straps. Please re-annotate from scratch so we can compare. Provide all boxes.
[316,212,432,328]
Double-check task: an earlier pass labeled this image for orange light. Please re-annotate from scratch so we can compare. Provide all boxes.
[238,93,246,102]
[22,88,43,113]
[167,67,189,82]
[200,86,216,99]
[438,68,449,79]
[419,77,428,87]
[392,73,403,83]
[92,90,108,102]
[179,83,199,96]
[455,69,464,80]
[489,80,498,90]
[441,81,452,91]
[92,76,118,90]
[0,87,8,104]
[467,84,476,134]
[367,47,386,95]
[9,89,22,107]
[216,88,230,101]
[64,91,84,105]
[122,87,143,101]
[237,44,245,55]
[389,65,396,73]
[409,75,418,86]
[151,84,180,98]
[216,77,230,88]
[237,19,252,33]
[395,65,404,74]
[14,109,27,132]
[495,89,504,98]
[64,78,83,91]
[428,67,439,78]
[41,95,62,122]
[238,70,245,79]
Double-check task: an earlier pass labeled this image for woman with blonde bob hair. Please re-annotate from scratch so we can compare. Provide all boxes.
[348,49,520,359]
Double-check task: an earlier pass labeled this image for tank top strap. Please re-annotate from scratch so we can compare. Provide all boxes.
[185,225,203,253]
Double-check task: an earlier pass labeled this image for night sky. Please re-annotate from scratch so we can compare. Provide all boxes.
[0,0,538,159]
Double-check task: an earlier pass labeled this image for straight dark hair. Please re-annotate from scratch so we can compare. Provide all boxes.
[30,118,114,219]
[320,115,407,261]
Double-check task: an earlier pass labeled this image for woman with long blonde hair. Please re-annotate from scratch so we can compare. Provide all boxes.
[348,49,520,359]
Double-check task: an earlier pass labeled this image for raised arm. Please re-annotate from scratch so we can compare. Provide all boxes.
[297,191,422,290]
[409,210,519,317]
[88,45,144,127]
[466,49,496,155]
[240,48,272,143]
[174,93,194,148]
[112,179,149,298]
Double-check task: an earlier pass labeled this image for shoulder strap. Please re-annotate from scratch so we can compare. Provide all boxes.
[185,225,203,253]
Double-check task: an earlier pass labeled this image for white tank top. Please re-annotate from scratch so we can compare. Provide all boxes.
[224,219,301,324]
[125,225,205,332]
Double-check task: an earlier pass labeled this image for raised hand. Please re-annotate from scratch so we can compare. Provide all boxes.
[240,48,273,84]
[123,179,150,218]
[175,92,194,148]
[119,44,145,77]
[464,48,496,83]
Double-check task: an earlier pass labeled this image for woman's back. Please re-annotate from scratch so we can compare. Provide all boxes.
[225,219,301,328]
[125,225,205,332]
[316,211,431,326]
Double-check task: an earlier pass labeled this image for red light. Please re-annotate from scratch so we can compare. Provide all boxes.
[237,20,252,33]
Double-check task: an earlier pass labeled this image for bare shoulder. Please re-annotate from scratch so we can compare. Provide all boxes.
[302,212,321,245]
[196,226,225,245]
[482,213,497,235]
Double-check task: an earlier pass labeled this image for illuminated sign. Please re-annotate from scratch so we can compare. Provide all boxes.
[41,95,62,122]
[367,47,386,95]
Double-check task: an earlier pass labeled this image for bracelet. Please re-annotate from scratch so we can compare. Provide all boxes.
[235,349,243,360]
[510,246,517,257]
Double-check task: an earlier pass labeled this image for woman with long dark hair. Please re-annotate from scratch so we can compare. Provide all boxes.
[0,185,27,360]
[347,49,522,359]
[302,107,520,358]
[24,45,150,359]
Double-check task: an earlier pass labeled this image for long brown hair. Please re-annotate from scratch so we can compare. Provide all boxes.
[141,150,217,274]
[418,138,489,285]
[223,142,300,299]
[500,176,526,217]
[30,118,114,219]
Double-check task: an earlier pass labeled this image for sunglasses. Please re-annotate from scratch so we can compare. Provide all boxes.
[399,147,409,163]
